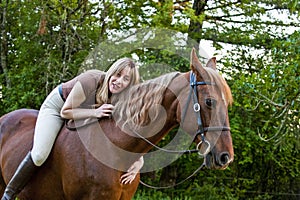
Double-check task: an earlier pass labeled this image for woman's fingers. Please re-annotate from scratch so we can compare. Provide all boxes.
[95,104,114,118]
[120,172,137,184]
[120,157,144,184]
[101,104,114,113]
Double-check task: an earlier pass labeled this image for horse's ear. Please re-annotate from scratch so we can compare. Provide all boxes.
[206,57,217,70]
[190,48,208,80]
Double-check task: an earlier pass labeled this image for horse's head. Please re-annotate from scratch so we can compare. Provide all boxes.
[178,48,234,170]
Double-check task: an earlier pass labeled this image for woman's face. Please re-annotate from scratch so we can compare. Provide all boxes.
[108,66,132,94]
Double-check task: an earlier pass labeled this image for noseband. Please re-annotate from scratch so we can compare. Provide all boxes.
[187,72,230,156]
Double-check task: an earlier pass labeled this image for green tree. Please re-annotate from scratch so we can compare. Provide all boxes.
[0,0,299,199]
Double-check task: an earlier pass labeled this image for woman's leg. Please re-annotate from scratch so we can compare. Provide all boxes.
[1,152,37,200]
[31,89,65,166]
[1,87,64,200]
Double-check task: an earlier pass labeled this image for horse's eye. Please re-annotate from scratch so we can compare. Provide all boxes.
[206,98,216,108]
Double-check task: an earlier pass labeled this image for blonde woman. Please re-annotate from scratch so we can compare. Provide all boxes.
[2,58,143,200]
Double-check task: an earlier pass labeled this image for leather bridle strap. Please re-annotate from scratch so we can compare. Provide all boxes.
[189,72,230,156]
[189,72,231,134]
[190,72,206,138]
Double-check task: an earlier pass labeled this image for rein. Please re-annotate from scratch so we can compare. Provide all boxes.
[139,162,205,189]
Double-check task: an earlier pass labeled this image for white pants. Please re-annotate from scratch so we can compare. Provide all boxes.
[31,86,64,166]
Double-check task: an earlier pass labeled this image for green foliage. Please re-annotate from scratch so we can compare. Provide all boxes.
[1,0,299,199]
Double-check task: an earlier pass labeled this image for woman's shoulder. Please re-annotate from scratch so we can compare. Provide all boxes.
[78,69,105,80]
[82,69,105,76]
[77,69,105,85]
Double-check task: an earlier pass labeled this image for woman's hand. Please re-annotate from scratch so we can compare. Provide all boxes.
[120,157,144,184]
[95,104,114,118]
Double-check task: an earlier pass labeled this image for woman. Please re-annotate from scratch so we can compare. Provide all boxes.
[2,58,143,200]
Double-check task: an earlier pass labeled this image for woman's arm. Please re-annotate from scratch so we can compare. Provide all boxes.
[60,81,114,120]
[120,156,144,184]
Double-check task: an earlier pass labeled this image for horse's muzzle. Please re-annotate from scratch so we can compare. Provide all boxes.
[204,151,233,170]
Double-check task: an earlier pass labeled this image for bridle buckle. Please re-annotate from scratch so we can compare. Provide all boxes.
[196,133,211,157]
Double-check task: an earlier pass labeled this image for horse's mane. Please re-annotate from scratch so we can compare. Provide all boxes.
[204,67,233,106]
[113,72,180,130]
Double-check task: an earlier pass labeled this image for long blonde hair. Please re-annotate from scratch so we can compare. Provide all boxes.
[114,72,180,129]
[96,58,139,106]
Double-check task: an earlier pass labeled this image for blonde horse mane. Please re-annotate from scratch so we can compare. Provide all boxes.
[113,72,180,130]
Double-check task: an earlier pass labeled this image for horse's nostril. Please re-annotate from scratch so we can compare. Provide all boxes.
[219,152,230,166]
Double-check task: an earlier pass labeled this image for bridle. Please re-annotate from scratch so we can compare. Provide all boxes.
[187,72,231,156]
[134,71,230,156]
[137,71,231,189]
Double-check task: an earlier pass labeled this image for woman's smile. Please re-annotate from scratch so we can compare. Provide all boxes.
[109,66,131,94]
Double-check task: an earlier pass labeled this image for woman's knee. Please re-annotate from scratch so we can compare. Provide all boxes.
[31,150,49,166]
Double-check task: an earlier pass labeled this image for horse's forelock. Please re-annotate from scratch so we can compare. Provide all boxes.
[204,67,233,106]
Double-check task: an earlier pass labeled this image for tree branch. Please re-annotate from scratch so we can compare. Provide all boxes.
[205,15,300,27]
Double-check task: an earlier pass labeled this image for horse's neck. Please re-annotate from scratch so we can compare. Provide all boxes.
[166,72,188,97]
[119,73,188,154]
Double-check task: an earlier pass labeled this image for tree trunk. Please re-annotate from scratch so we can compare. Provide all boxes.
[0,0,10,88]
[188,0,207,49]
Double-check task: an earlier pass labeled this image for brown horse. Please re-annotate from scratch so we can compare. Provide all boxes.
[0,49,234,200]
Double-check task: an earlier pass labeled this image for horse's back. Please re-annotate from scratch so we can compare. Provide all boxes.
[0,109,139,200]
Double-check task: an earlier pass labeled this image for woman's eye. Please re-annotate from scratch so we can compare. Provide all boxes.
[206,98,216,108]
